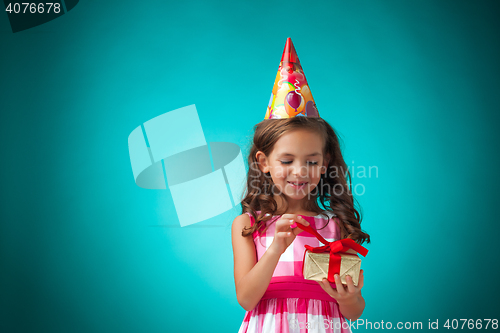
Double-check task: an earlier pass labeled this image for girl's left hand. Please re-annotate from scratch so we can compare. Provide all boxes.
[317,269,364,305]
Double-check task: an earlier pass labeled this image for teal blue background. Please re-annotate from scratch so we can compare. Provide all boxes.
[1,0,499,332]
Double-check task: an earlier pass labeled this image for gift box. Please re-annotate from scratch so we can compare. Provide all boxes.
[303,249,362,286]
[294,222,368,286]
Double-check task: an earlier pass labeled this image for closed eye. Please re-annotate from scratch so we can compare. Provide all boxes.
[280,161,319,165]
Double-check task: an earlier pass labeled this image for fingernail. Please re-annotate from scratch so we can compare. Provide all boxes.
[298,216,302,219]
[334,274,339,280]
[265,213,271,216]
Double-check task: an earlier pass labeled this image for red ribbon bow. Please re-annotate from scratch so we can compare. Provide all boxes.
[295,218,368,282]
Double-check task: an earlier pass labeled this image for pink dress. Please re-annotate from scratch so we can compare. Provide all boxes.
[237,210,352,333]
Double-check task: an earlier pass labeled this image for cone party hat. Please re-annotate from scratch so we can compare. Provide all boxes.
[265,38,319,119]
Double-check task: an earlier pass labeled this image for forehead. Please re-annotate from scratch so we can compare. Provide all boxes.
[272,129,324,156]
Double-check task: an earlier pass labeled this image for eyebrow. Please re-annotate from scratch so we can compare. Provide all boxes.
[277,152,321,157]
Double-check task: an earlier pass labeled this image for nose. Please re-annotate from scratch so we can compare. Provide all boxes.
[291,162,308,178]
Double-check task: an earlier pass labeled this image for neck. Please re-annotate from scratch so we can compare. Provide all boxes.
[274,194,310,215]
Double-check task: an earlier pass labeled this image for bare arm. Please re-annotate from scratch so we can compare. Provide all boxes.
[231,214,309,311]
[231,214,281,311]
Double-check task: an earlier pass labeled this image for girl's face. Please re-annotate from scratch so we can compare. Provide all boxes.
[256,129,328,201]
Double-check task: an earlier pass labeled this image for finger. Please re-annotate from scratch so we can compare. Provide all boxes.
[290,218,308,235]
[281,214,310,228]
[275,218,295,232]
[334,274,346,295]
[345,274,356,293]
[292,226,303,236]
[357,269,364,289]
[319,278,339,299]
[274,216,308,237]
[281,213,299,219]
[295,215,310,227]
[323,278,340,298]
[275,231,293,239]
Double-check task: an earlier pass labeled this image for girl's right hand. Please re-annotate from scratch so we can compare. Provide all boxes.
[268,214,310,255]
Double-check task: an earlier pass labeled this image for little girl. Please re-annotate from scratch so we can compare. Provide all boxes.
[232,38,370,333]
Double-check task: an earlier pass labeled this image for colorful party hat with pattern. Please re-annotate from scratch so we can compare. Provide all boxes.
[265,38,320,119]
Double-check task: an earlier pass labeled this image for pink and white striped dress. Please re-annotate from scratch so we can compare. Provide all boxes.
[237,210,352,333]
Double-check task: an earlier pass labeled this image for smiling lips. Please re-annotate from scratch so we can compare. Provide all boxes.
[288,181,308,189]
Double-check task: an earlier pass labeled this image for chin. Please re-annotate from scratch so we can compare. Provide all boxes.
[285,188,311,199]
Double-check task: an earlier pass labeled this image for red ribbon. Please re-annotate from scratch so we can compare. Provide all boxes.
[295,219,368,282]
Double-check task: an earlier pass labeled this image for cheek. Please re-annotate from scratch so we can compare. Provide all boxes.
[272,167,287,179]
[310,166,323,179]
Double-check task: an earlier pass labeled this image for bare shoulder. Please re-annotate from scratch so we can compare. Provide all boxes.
[231,213,252,234]
[231,213,254,250]
[231,213,257,289]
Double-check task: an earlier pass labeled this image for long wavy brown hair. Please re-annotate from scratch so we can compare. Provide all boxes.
[238,116,370,244]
